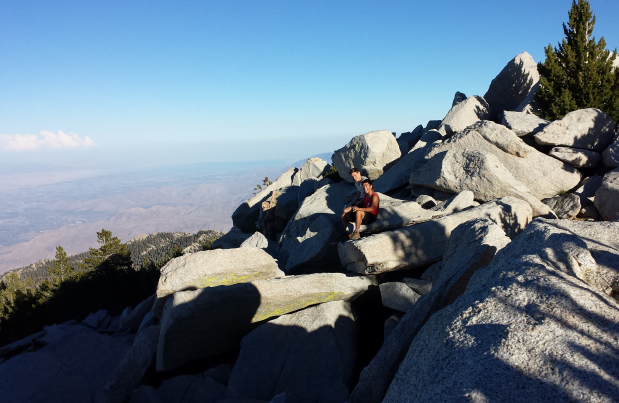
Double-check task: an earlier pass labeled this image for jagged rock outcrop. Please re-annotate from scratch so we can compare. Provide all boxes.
[483,51,540,120]
[451,91,467,107]
[396,125,423,155]
[331,130,401,182]
[227,301,357,403]
[350,218,511,403]
[534,108,616,151]
[595,168,619,221]
[152,248,283,318]
[501,110,549,136]
[338,197,531,275]
[411,120,582,200]
[548,146,602,168]
[373,129,442,194]
[292,158,329,186]
[383,219,619,402]
[232,168,297,233]
[437,96,492,136]
[409,149,553,217]
[156,273,375,371]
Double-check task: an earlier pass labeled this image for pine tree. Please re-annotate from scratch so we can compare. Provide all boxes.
[79,229,132,271]
[48,246,74,283]
[536,0,619,122]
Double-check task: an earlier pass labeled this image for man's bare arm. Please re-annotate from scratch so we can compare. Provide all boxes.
[353,194,378,213]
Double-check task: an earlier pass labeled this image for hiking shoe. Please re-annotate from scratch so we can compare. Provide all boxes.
[349,231,360,240]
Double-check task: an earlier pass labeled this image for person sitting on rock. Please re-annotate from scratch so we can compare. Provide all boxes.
[341,179,380,240]
[341,167,368,217]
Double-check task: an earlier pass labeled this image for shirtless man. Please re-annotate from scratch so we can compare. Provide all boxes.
[341,179,380,240]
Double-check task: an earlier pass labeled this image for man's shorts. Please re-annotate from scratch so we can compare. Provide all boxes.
[345,211,377,225]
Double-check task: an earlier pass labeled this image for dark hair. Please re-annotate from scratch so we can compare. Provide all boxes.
[349,168,360,174]
[361,179,372,186]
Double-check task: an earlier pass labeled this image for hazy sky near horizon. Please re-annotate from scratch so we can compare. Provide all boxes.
[2,0,619,171]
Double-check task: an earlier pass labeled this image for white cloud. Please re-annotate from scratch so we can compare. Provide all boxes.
[0,131,96,151]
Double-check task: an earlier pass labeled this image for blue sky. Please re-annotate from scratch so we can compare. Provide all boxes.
[2,0,619,170]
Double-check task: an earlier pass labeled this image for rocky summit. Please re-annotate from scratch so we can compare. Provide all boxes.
[2,51,619,403]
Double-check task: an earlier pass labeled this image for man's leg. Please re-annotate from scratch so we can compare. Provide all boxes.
[354,210,365,232]
[341,207,352,232]
[349,210,365,239]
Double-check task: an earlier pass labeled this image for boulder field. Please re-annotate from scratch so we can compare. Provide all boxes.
[2,50,619,403]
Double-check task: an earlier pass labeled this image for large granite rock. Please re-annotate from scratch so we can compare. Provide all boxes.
[98,325,160,403]
[595,168,619,221]
[534,108,616,151]
[227,301,357,403]
[383,219,619,402]
[373,129,443,194]
[396,125,423,155]
[338,197,531,275]
[410,149,553,217]
[549,146,602,168]
[211,227,253,249]
[0,326,133,403]
[350,218,511,403]
[232,168,297,233]
[358,191,477,234]
[501,110,549,136]
[292,158,329,186]
[541,193,581,219]
[437,95,492,136]
[331,130,401,182]
[277,181,353,264]
[412,120,582,200]
[153,248,283,318]
[379,282,421,312]
[284,215,339,273]
[483,51,540,119]
[156,273,375,371]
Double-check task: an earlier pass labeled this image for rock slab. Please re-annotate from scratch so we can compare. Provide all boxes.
[339,197,532,275]
[156,273,375,371]
[228,301,357,403]
[153,248,283,318]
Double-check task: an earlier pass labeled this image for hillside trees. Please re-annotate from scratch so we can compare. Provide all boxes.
[0,229,158,347]
[536,0,619,122]
[79,229,132,271]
